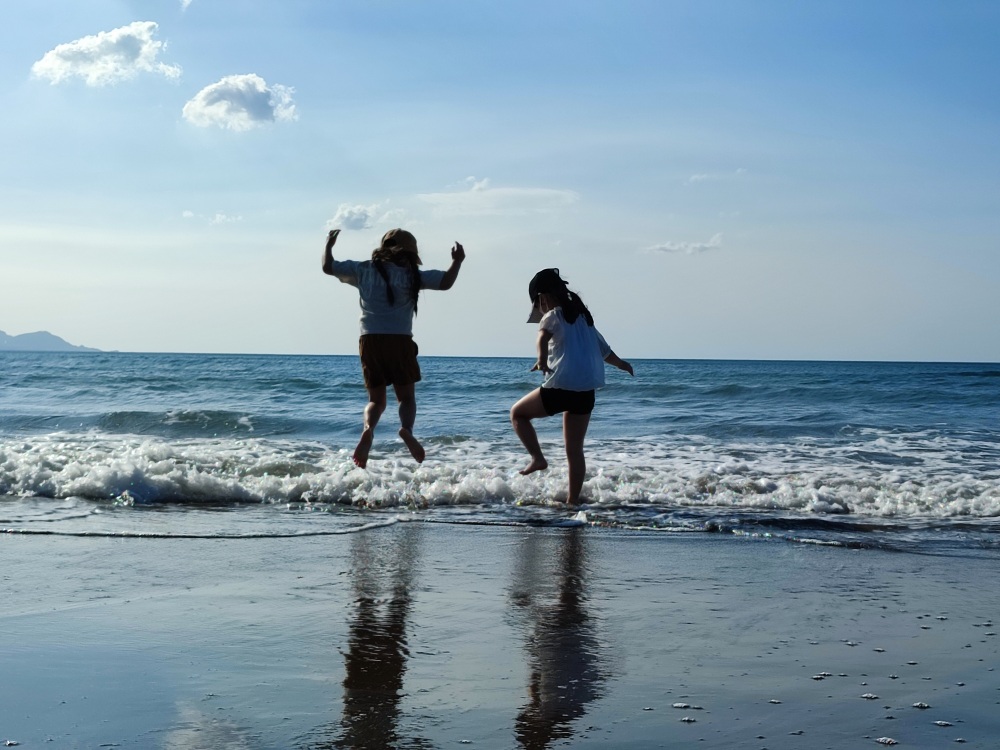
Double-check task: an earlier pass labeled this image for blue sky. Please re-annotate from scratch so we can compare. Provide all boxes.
[2,0,998,360]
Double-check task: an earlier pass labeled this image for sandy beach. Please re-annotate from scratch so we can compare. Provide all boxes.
[2,522,998,749]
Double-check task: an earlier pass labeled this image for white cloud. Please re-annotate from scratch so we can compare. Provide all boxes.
[181,0,194,10]
[182,74,297,132]
[646,233,723,255]
[465,176,491,191]
[418,178,578,216]
[326,203,409,230]
[31,21,181,87]
[209,213,243,225]
[329,203,380,231]
[687,168,747,184]
[180,210,242,224]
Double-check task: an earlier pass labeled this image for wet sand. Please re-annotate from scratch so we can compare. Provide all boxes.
[1,522,998,749]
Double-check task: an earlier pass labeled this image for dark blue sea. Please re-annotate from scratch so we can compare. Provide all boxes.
[2,352,998,556]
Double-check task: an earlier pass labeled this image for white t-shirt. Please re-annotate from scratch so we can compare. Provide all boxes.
[539,307,612,391]
[329,259,447,335]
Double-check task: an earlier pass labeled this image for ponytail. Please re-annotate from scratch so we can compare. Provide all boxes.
[529,268,595,326]
[553,287,593,326]
[568,289,594,326]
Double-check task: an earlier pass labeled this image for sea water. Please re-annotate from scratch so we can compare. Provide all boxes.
[1,352,998,555]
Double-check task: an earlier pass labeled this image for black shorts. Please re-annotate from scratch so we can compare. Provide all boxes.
[358,334,421,389]
[540,387,596,416]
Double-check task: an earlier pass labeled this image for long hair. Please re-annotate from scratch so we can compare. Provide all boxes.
[371,229,422,314]
[552,285,594,326]
[534,269,594,326]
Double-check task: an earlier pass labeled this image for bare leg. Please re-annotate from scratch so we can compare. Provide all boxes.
[563,412,592,504]
[511,389,550,475]
[354,386,387,468]
[393,381,425,463]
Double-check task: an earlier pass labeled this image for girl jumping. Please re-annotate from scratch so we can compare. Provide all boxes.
[323,228,465,468]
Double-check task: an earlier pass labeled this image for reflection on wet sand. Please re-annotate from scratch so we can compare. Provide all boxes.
[510,528,607,749]
[305,525,431,750]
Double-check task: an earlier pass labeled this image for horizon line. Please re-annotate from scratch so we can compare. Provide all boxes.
[3,349,999,367]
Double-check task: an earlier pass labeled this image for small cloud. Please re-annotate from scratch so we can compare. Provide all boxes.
[328,203,380,230]
[31,21,181,87]
[465,176,491,191]
[326,203,409,231]
[181,210,242,225]
[182,74,297,132]
[180,0,194,9]
[419,178,578,217]
[646,233,723,255]
[209,213,243,225]
[687,168,747,185]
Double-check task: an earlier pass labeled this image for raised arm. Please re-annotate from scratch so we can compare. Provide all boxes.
[321,229,340,276]
[604,350,634,376]
[438,242,466,290]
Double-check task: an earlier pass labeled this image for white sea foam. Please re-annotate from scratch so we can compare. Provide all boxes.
[2,432,999,521]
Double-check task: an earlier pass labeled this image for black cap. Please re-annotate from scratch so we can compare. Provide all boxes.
[527,268,565,323]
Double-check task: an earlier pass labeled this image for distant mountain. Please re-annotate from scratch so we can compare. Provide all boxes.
[0,329,100,352]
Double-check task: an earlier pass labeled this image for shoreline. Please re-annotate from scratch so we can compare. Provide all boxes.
[2,525,998,748]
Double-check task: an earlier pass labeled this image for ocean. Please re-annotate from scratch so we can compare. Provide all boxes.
[2,352,999,556]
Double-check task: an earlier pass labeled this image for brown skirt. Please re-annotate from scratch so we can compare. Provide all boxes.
[358,334,421,389]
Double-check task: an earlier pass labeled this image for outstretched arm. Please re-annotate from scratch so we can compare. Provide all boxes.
[604,350,634,376]
[321,229,340,276]
[438,242,466,290]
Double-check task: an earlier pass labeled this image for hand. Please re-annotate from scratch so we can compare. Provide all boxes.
[326,229,340,248]
[451,242,465,263]
[622,361,634,376]
[530,360,552,375]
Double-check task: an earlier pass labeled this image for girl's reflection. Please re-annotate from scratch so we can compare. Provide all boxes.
[308,524,428,750]
[510,528,607,749]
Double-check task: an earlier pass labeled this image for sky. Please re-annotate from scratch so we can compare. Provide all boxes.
[2,0,999,361]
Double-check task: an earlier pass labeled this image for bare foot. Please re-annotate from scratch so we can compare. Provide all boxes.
[398,427,425,463]
[353,428,374,468]
[519,456,548,475]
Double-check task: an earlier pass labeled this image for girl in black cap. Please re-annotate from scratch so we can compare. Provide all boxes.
[511,268,633,505]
